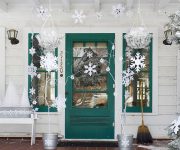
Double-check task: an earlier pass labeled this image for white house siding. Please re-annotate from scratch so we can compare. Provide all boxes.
[0,2,179,139]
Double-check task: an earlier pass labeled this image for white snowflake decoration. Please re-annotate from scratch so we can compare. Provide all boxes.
[122,68,134,87]
[70,75,74,80]
[87,52,93,58]
[72,10,86,24]
[121,138,129,147]
[28,63,37,78]
[44,139,51,146]
[29,87,36,95]
[130,52,145,73]
[32,100,37,105]
[112,43,115,50]
[96,12,103,20]
[106,67,110,72]
[36,5,50,21]
[170,116,180,134]
[40,52,58,72]
[112,3,126,17]
[29,47,36,56]
[84,62,97,76]
[100,58,105,64]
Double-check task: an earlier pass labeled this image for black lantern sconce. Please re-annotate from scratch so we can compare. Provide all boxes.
[7,29,19,45]
[163,29,173,45]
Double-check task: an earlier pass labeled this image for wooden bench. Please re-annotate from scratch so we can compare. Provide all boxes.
[0,116,37,145]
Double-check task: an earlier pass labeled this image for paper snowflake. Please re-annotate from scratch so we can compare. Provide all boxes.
[70,75,74,80]
[72,10,86,24]
[170,116,180,134]
[32,100,37,105]
[87,52,93,58]
[52,96,66,112]
[122,68,134,87]
[84,62,97,76]
[106,67,110,72]
[100,58,105,64]
[29,47,36,56]
[29,87,36,95]
[121,138,129,146]
[112,3,126,17]
[130,52,146,73]
[96,12,103,20]
[40,52,58,72]
[36,5,50,21]
[28,63,37,78]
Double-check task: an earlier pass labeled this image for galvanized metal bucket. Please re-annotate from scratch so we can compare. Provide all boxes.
[117,134,133,150]
[43,133,58,150]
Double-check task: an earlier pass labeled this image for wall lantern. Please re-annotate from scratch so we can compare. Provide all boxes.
[163,29,173,45]
[7,29,19,45]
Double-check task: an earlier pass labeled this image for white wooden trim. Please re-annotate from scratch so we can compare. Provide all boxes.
[0,27,5,102]
[176,47,180,113]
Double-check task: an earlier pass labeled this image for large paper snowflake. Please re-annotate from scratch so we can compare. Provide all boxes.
[28,63,37,78]
[121,138,129,146]
[170,116,180,134]
[84,62,97,76]
[72,10,86,24]
[112,3,126,17]
[130,52,146,73]
[40,52,58,72]
[36,5,50,21]
[122,68,134,87]
[87,52,93,58]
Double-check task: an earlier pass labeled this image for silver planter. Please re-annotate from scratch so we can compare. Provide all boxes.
[43,133,58,150]
[117,134,133,150]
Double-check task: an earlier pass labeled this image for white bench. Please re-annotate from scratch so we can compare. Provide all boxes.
[0,117,37,145]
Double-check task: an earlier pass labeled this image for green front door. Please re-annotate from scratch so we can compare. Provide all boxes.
[65,33,115,139]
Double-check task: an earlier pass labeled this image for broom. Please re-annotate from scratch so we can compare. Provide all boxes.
[137,81,153,144]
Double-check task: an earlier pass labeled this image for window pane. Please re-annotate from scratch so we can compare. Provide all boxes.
[73,93,108,108]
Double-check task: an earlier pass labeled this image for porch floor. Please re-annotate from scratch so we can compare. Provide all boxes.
[0,138,170,150]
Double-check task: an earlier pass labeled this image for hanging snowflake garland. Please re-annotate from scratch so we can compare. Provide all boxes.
[122,68,134,87]
[84,62,97,76]
[130,52,146,73]
[72,10,86,24]
[96,12,103,20]
[36,5,50,21]
[112,3,126,17]
[40,52,58,72]
[29,87,36,95]
[28,63,37,78]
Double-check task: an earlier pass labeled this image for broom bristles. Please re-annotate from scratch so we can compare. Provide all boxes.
[137,125,153,144]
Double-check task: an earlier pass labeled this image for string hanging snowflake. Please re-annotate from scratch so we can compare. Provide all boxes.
[122,68,134,87]
[130,52,146,73]
[84,62,97,76]
[40,52,58,72]
[36,5,50,21]
[72,10,86,24]
[112,3,126,17]
[170,116,180,134]
[28,63,37,78]
[29,47,36,56]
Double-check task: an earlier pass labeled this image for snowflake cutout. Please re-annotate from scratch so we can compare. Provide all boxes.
[170,116,180,134]
[87,52,93,58]
[70,75,74,80]
[121,138,129,147]
[36,5,50,21]
[130,52,146,73]
[40,52,58,72]
[112,3,126,17]
[96,12,103,20]
[72,10,86,24]
[100,58,105,64]
[29,87,36,95]
[84,62,97,76]
[122,68,134,87]
[29,47,36,56]
[44,139,51,146]
[106,67,110,72]
[32,100,37,105]
[28,63,37,78]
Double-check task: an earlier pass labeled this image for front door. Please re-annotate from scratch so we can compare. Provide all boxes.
[65,33,115,139]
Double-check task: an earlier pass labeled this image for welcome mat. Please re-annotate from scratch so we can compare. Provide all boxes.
[58,141,118,147]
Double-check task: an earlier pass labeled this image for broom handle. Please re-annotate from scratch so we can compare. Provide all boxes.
[140,81,144,126]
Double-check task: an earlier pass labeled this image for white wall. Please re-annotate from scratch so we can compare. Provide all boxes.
[0,2,179,139]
